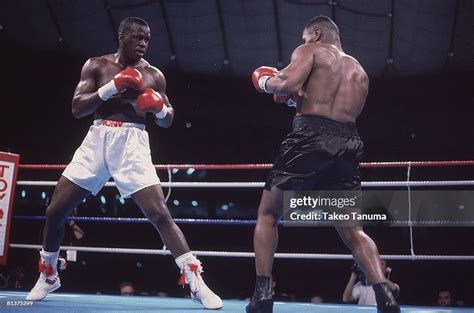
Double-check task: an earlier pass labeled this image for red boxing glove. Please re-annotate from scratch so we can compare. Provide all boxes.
[273,94,297,107]
[252,66,278,93]
[137,88,169,119]
[114,68,143,91]
[98,68,143,101]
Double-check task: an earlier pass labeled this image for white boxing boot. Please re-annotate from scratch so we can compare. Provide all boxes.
[26,250,67,301]
[176,252,223,310]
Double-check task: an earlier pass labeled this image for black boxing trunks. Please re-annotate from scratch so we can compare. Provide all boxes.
[265,114,364,191]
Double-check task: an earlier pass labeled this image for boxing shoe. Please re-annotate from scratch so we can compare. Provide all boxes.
[246,298,274,313]
[26,251,67,301]
[176,253,223,310]
[373,282,401,313]
[26,273,61,301]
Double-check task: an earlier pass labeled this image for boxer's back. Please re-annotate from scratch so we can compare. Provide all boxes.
[298,44,368,124]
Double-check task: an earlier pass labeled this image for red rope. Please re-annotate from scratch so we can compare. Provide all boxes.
[19,164,68,170]
[17,160,474,170]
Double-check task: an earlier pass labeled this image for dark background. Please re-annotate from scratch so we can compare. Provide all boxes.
[2,0,474,307]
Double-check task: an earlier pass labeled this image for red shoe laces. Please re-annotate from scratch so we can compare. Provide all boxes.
[37,256,67,275]
[178,263,199,287]
[38,259,54,276]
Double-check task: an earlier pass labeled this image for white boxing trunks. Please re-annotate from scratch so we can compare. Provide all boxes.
[62,119,160,198]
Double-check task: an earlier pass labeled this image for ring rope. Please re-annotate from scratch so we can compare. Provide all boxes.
[164,167,172,202]
[13,216,474,226]
[14,216,258,225]
[9,244,474,261]
[15,162,474,263]
[407,162,416,260]
[16,160,474,170]
[15,180,474,187]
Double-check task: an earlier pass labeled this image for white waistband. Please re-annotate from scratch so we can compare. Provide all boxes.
[94,119,145,130]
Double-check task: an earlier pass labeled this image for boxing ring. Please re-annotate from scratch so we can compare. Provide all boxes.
[4,161,474,312]
[1,290,473,313]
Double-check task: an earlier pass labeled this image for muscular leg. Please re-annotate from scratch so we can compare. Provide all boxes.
[336,225,400,312]
[254,187,284,277]
[133,185,222,309]
[335,225,385,284]
[247,187,283,311]
[132,184,189,258]
[27,176,90,301]
[43,176,91,251]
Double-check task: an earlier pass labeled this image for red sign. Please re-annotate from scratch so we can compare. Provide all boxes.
[0,152,20,265]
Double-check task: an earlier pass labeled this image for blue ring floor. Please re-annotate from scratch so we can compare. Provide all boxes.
[0,291,472,313]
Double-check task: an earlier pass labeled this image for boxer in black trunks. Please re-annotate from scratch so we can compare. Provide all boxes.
[247,16,400,313]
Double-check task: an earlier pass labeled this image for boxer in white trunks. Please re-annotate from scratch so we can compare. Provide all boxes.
[26,17,222,310]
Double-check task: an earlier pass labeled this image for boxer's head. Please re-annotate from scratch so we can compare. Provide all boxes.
[303,16,340,45]
[118,17,150,61]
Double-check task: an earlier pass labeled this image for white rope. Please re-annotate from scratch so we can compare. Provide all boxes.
[164,167,172,202]
[9,244,474,260]
[407,162,416,260]
[16,181,264,188]
[15,180,474,188]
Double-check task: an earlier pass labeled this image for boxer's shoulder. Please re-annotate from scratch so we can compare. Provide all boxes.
[141,64,165,88]
[140,62,162,76]
[82,55,114,73]
[89,54,116,65]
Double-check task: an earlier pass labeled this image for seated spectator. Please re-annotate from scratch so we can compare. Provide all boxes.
[271,275,296,302]
[156,291,169,297]
[7,266,25,289]
[437,290,452,306]
[310,295,324,304]
[120,282,135,296]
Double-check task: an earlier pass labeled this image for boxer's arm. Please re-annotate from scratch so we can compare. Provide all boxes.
[265,44,314,95]
[71,58,103,119]
[149,66,174,128]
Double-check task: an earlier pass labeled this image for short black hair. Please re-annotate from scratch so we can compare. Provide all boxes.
[438,289,452,295]
[118,17,149,34]
[119,281,135,289]
[305,15,339,38]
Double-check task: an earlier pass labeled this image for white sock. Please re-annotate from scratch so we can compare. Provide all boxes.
[175,251,196,268]
[40,249,60,276]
